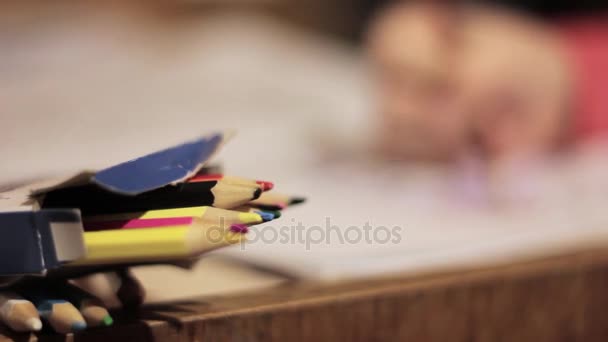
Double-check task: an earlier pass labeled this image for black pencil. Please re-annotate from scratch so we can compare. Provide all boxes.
[249,193,306,210]
[42,180,262,215]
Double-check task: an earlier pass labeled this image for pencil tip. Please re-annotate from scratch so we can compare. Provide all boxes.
[252,188,262,200]
[102,315,114,326]
[269,210,282,218]
[239,212,264,224]
[255,211,275,221]
[230,224,249,234]
[289,197,306,205]
[256,181,274,191]
[26,318,43,331]
[71,321,87,331]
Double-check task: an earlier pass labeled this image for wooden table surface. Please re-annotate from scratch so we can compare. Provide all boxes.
[3,244,608,342]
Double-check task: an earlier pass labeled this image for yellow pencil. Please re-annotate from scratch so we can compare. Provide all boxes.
[84,206,262,227]
[71,218,248,266]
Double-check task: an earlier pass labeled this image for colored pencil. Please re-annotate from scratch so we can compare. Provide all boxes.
[50,281,113,327]
[248,193,306,210]
[255,211,275,222]
[0,292,42,332]
[37,300,86,333]
[188,174,274,191]
[19,286,87,334]
[232,206,280,222]
[83,212,258,231]
[83,216,214,231]
[83,206,262,230]
[234,205,282,217]
[71,219,248,265]
[42,181,262,215]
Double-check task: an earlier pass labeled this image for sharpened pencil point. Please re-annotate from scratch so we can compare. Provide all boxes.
[71,321,87,331]
[268,210,282,218]
[230,224,249,234]
[252,188,262,200]
[237,212,264,224]
[26,318,43,331]
[255,211,275,221]
[289,197,306,205]
[256,181,274,191]
[102,315,113,326]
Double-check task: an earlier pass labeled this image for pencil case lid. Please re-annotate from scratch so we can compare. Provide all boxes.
[0,132,231,211]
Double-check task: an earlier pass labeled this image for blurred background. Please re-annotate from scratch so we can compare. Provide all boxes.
[2,0,608,305]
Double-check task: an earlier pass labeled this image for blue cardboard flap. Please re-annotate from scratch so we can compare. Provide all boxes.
[1,132,230,210]
[92,133,227,195]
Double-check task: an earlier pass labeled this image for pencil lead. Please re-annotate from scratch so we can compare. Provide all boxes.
[230,224,249,234]
[252,188,263,200]
[237,212,264,224]
[255,211,275,222]
[101,315,114,326]
[71,321,87,331]
[267,210,282,218]
[289,197,306,205]
[256,181,274,191]
[26,317,43,331]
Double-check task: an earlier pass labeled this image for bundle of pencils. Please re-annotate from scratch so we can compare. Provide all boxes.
[0,133,305,334]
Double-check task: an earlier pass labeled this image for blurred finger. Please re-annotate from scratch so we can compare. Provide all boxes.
[114,269,146,309]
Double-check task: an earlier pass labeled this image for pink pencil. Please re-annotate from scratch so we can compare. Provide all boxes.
[84,217,196,231]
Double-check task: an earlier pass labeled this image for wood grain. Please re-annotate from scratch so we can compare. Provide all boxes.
[3,245,608,341]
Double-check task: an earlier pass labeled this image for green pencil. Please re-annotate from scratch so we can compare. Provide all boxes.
[19,286,87,334]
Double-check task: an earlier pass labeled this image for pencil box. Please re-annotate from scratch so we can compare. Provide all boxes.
[0,209,85,277]
[0,132,230,280]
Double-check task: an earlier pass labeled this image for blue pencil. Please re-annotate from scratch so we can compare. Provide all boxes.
[19,287,87,334]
